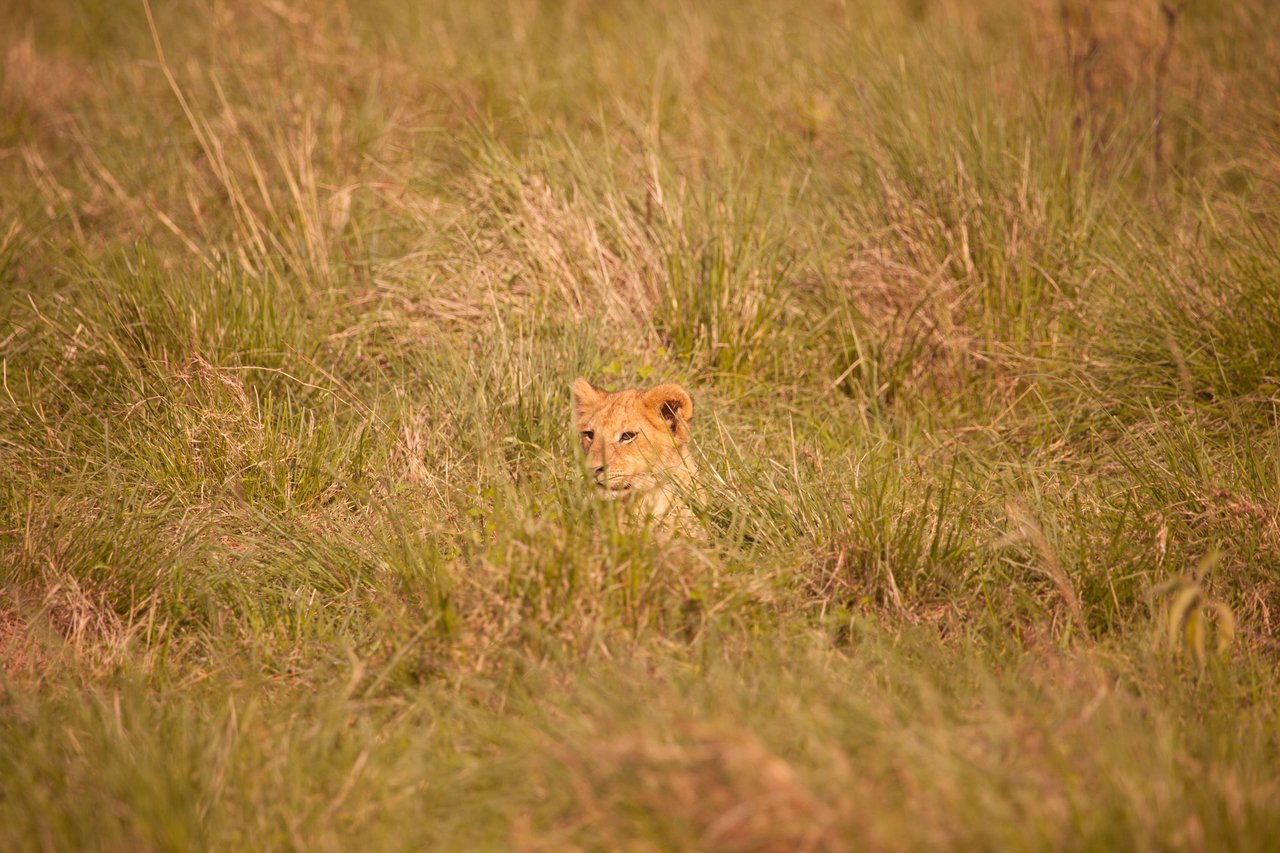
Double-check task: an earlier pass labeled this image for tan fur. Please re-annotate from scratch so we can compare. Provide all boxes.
[572,377,699,534]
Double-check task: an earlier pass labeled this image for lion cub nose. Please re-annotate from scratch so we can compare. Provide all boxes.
[592,465,605,479]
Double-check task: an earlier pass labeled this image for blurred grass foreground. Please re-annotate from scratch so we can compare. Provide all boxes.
[2,0,1279,848]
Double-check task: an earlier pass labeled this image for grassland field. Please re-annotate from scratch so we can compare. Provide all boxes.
[2,0,1280,849]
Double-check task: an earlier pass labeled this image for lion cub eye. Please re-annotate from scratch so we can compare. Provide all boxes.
[618,431,637,444]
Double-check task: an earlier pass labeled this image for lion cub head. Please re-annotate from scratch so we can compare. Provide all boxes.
[572,377,695,504]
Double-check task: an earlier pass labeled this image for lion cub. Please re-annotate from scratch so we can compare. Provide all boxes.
[572,377,699,534]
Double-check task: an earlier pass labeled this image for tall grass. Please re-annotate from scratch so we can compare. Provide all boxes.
[3,0,1279,848]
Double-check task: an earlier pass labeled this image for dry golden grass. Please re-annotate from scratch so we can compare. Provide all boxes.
[2,0,1279,848]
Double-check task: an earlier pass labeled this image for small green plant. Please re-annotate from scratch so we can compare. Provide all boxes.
[1150,549,1237,666]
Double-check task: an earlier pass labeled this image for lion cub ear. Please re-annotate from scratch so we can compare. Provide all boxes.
[644,382,693,442]
[572,377,604,419]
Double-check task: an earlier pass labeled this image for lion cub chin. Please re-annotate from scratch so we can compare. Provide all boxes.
[572,376,700,536]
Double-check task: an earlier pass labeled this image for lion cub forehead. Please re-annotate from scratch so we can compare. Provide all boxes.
[600,389,642,413]
[593,390,662,429]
